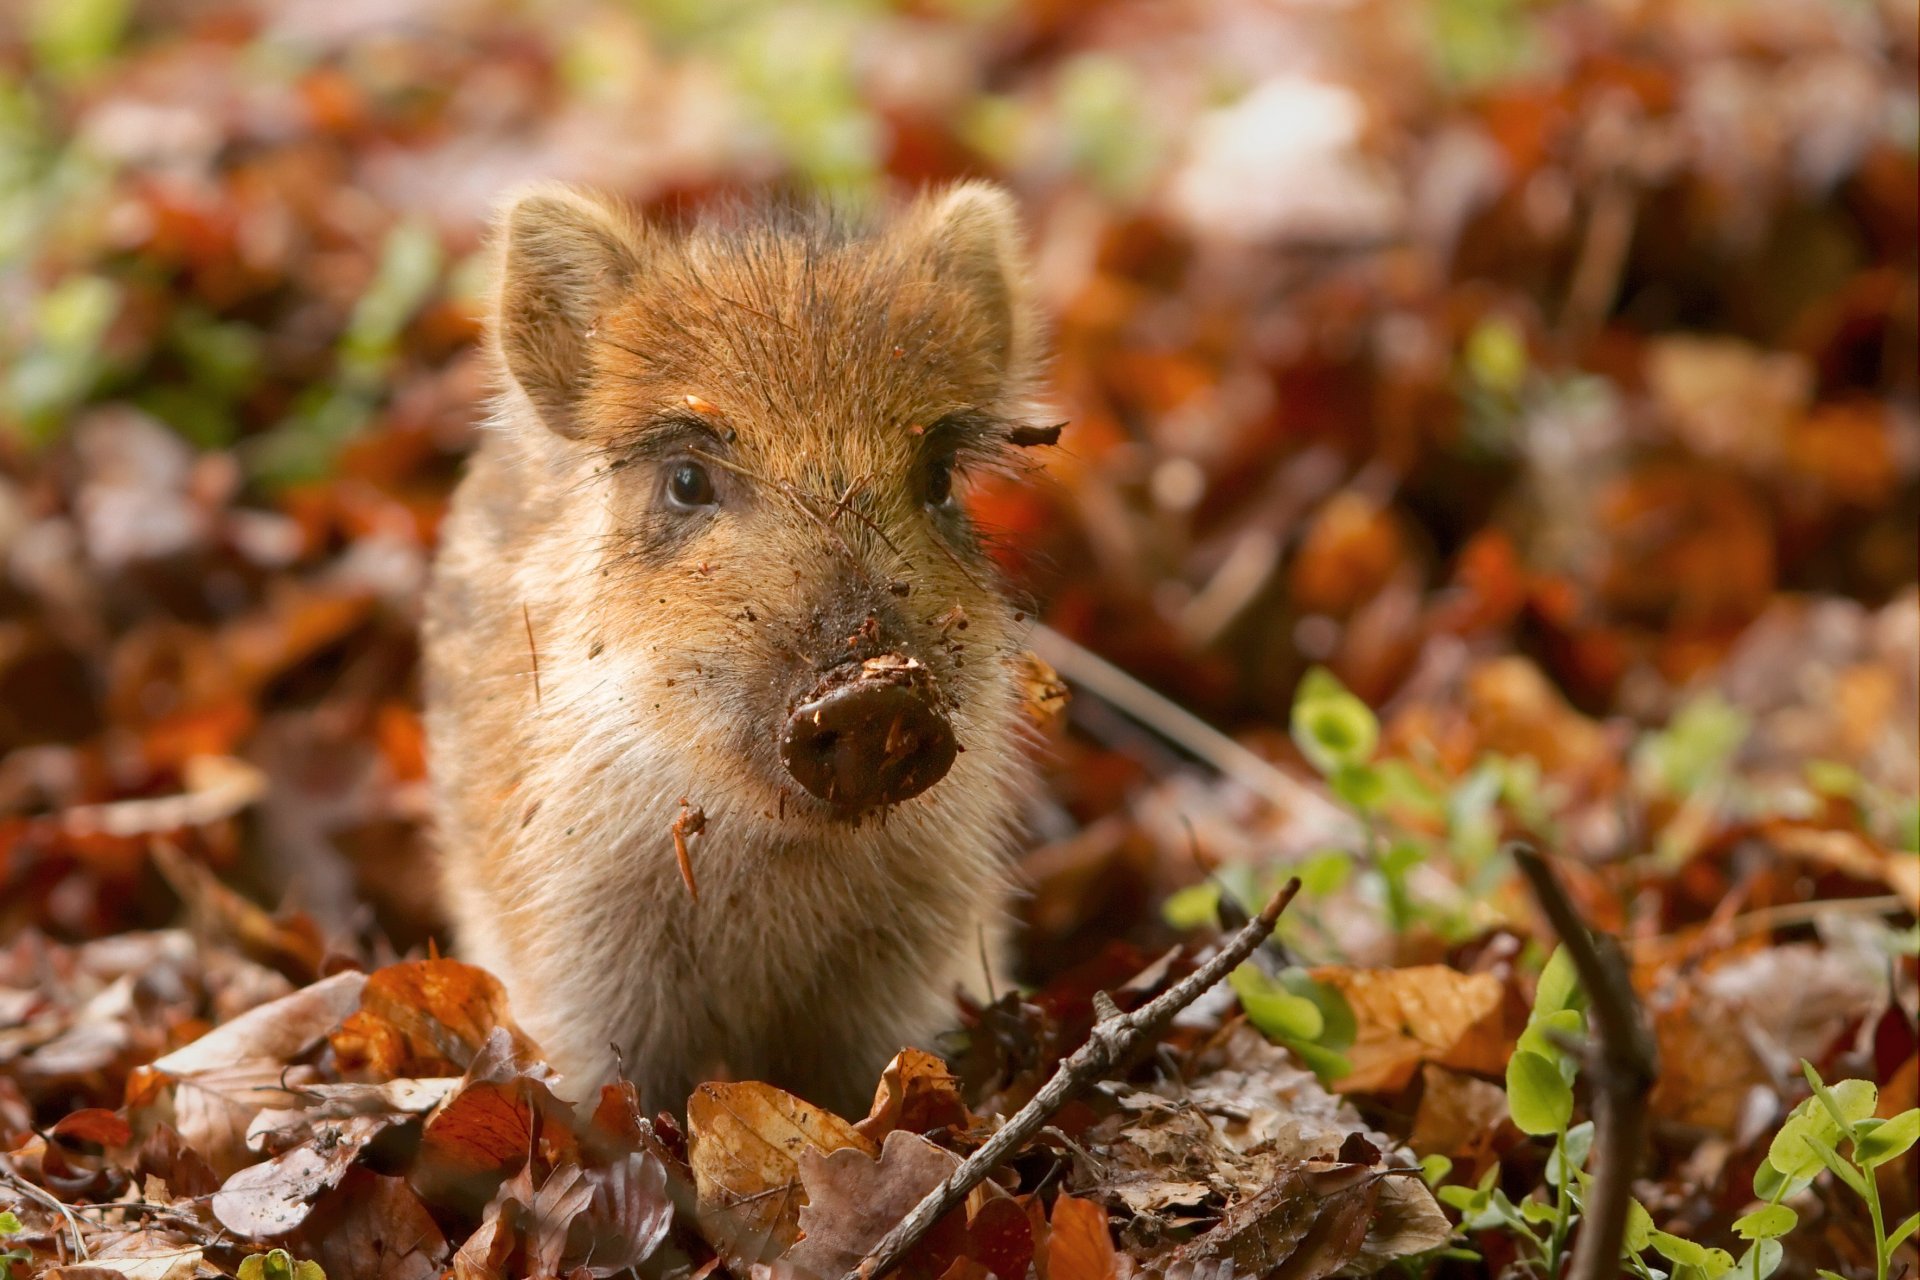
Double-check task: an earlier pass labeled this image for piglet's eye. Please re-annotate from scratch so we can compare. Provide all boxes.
[666,461,717,509]
[925,456,956,508]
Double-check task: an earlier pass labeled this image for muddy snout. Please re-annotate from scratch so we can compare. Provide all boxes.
[779,655,958,809]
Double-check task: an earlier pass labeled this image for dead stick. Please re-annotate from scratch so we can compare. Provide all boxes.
[846,878,1302,1280]
[1509,844,1657,1280]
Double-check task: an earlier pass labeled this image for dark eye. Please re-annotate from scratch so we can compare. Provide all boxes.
[925,456,955,508]
[666,461,716,510]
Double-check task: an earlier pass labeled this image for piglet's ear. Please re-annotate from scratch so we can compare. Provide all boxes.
[493,185,646,438]
[908,182,1040,382]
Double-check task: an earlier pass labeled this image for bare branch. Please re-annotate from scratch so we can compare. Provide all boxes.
[845,878,1303,1280]
[1510,843,1658,1280]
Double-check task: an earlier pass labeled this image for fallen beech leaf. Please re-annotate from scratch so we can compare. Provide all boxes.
[1046,1194,1118,1280]
[566,1150,675,1276]
[1310,966,1509,1093]
[963,1195,1035,1280]
[128,1059,321,1179]
[687,1080,875,1269]
[855,1048,970,1143]
[47,1236,204,1280]
[51,1108,132,1150]
[342,959,542,1077]
[151,970,365,1077]
[412,1029,572,1211]
[1165,1162,1377,1280]
[1407,1064,1510,1167]
[213,1112,395,1237]
[785,1129,966,1280]
[522,1162,595,1275]
[247,1077,459,1150]
[295,1168,449,1280]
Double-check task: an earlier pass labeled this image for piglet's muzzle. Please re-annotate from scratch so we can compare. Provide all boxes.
[779,655,957,809]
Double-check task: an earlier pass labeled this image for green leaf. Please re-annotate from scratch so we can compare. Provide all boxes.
[0,1211,18,1235]
[1519,1197,1558,1225]
[1294,849,1353,897]
[1464,315,1529,397]
[1278,967,1356,1051]
[1624,1197,1655,1251]
[1545,1120,1594,1184]
[1286,1039,1353,1082]
[1766,1096,1847,1180]
[1651,1232,1714,1267]
[1517,1007,1585,1070]
[1419,1153,1453,1186]
[1855,1106,1918,1166]
[29,0,131,80]
[1632,694,1749,798]
[1230,965,1324,1041]
[1799,1063,1876,1134]
[1652,1233,1736,1279]
[1330,762,1386,811]
[1800,1132,1867,1197]
[237,1251,327,1280]
[341,218,443,379]
[1751,1156,1813,1203]
[1885,1211,1919,1254]
[1736,1240,1783,1280]
[1533,944,1585,1020]
[1290,667,1379,776]
[1732,1204,1796,1240]
[1506,1048,1573,1136]
[1161,882,1222,931]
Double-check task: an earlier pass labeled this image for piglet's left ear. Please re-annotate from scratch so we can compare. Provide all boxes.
[907,182,1041,383]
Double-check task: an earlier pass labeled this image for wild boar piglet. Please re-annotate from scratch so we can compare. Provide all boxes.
[424,183,1050,1116]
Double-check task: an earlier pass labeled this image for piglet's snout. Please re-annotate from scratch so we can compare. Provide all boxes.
[779,655,957,809]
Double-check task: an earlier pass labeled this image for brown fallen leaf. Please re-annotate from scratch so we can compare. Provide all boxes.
[295,1168,450,1280]
[412,1028,575,1212]
[855,1048,971,1143]
[1311,965,1510,1093]
[213,1112,396,1238]
[127,970,366,1177]
[1407,1063,1511,1169]
[785,1129,967,1280]
[333,959,542,1079]
[1161,1162,1378,1280]
[1046,1194,1119,1280]
[687,1080,875,1270]
[565,1150,675,1277]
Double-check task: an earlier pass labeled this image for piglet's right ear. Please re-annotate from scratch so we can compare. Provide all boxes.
[493,185,645,438]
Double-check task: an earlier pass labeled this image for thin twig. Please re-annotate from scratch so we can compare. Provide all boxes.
[845,878,1302,1280]
[0,1154,91,1260]
[1029,625,1355,844]
[1509,843,1658,1280]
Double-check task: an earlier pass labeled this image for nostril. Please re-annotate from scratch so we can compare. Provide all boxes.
[779,656,957,810]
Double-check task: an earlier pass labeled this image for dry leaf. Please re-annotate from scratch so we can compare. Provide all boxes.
[786,1129,965,1280]
[1045,1194,1118,1280]
[855,1048,970,1143]
[687,1081,875,1269]
[213,1113,396,1237]
[1311,966,1509,1093]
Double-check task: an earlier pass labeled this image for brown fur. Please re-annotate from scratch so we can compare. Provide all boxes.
[424,184,1046,1116]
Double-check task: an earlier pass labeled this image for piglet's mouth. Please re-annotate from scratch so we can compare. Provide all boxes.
[778,655,958,810]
